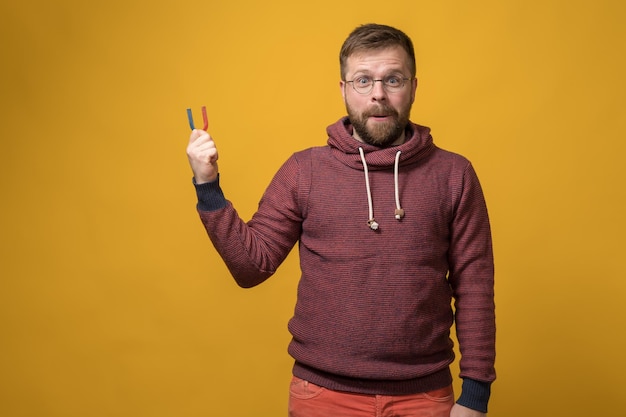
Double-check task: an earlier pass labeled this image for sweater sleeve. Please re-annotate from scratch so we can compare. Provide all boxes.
[447,162,496,412]
[195,154,305,288]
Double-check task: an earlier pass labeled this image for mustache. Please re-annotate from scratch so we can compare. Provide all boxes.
[363,105,399,118]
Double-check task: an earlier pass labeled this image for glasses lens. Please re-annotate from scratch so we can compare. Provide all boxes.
[383,76,405,91]
[353,77,373,94]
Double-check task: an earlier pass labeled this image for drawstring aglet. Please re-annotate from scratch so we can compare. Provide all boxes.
[368,219,379,230]
[395,209,405,220]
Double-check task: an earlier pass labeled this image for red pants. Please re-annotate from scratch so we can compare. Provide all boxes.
[288,377,455,417]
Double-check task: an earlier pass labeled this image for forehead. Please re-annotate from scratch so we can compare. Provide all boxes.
[345,46,411,76]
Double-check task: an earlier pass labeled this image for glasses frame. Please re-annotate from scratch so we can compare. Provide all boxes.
[345,76,412,95]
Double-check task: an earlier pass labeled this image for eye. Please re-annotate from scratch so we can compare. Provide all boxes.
[355,76,372,86]
[384,75,403,86]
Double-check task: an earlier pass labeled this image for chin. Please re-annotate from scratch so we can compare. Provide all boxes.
[366,125,403,146]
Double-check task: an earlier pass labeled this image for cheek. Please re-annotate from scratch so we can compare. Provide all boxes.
[393,94,413,110]
[345,94,365,111]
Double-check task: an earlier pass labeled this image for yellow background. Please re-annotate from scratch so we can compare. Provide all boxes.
[1,0,625,416]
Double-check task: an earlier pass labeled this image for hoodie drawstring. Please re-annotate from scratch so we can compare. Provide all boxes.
[359,148,404,231]
[394,150,405,220]
[358,147,378,230]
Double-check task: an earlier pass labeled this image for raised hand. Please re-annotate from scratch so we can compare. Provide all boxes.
[186,129,219,184]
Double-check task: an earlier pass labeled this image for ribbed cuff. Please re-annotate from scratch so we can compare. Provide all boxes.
[457,378,491,413]
[193,175,227,212]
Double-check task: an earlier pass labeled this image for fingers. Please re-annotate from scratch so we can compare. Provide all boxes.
[196,142,218,165]
[188,128,210,145]
[187,130,218,161]
[186,128,219,183]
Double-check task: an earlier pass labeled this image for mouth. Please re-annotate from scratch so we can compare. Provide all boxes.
[369,114,394,121]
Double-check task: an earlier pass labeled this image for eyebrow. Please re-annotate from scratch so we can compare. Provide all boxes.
[350,70,406,78]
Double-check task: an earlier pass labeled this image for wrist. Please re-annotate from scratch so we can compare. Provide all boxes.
[193,173,218,184]
[193,175,227,211]
[456,378,491,413]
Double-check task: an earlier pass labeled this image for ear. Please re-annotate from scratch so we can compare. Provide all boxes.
[410,77,418,103]
[340,80,347,101]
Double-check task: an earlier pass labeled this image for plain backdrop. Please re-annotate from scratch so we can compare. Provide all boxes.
[1,0,625,416]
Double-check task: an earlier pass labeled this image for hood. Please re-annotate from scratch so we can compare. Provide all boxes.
[326,116,435,171]
[326,117,436,230]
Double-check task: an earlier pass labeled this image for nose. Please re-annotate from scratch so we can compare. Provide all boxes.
[370,80,387,101]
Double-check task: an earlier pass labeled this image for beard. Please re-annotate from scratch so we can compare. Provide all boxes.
[346,102,411,147]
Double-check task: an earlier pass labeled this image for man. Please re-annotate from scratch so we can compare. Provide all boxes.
[186,23,495,417]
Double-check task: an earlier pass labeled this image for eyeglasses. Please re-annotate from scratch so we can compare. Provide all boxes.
[345,75,412,94]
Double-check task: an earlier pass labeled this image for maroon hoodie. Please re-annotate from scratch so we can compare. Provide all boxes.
[195,117,495,410]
